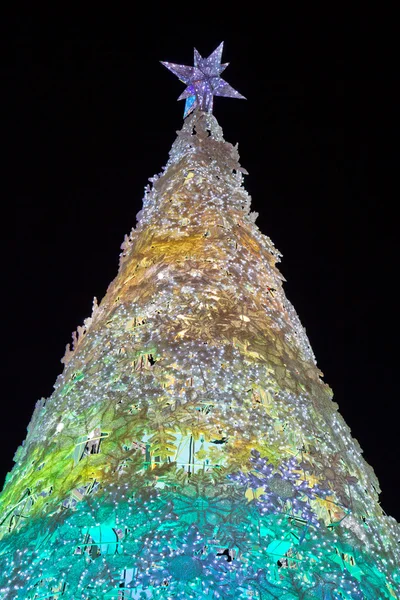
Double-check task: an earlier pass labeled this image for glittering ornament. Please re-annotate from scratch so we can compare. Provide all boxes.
[161,41,245,117]
[267,474,296,498]
[168,555,204,581]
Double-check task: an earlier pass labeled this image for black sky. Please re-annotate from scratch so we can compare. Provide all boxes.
[4,8,399,520]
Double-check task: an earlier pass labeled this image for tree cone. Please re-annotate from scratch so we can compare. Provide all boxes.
[0,111,398,599]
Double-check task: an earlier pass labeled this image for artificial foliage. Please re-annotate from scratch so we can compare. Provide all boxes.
[1,50,399,599]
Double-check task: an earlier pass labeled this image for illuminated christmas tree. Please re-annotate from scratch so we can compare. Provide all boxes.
[0,43,399,599]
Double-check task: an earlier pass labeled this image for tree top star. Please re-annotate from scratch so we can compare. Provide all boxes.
[161,42,246,118]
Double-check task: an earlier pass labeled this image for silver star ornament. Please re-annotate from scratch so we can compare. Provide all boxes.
[161,42,246,118]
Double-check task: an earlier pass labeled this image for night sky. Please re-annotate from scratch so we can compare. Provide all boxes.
[5,9,399,521]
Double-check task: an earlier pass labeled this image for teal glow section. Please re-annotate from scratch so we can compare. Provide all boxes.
[0,483,398,598]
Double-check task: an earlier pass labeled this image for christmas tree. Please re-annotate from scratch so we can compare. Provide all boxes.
[0,43,399,599]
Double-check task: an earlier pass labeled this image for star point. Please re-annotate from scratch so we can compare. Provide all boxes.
[162,43,245,118]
